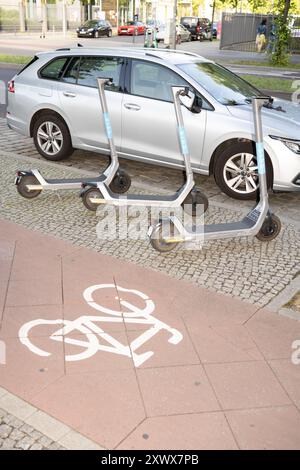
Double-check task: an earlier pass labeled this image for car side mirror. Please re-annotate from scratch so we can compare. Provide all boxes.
[191,95,203,114]
[180,90,202,114]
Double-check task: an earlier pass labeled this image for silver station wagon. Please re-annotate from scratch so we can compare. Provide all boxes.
[7,47,300,200]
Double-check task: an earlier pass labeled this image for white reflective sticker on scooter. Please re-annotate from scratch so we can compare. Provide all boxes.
[178,126,189,155]
[103,112,113,139]
[256,142,266,175]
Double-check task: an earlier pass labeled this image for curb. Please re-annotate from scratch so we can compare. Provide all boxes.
[0,386,106,450]
[267,275,300,321]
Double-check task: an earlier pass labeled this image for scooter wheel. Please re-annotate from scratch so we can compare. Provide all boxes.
[82,187,103,212]
[16,176,42,199]
[182,190,209,216]
[110,170,131,194]
[149,221,178,253]
[256,214,281,242]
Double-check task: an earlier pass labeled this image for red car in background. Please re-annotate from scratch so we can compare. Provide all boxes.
[118,21,146,36]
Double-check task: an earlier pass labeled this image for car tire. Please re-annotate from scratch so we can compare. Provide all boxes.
[214,142,273,200]
[33,114,73,161]
[95,31,99,38]
[107,30,112,37]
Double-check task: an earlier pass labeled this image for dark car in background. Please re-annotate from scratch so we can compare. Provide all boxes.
[77,20,112,38]
[180,16,212,40]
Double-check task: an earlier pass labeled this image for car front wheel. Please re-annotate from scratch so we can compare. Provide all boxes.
[214,142,272,200]
[33,114,73,161]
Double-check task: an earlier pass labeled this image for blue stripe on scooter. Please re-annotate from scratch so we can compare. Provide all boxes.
[103,112,113,139]
[178,126,189,155]
[256,141,266,175]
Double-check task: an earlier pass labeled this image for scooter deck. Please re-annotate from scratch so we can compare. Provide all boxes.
[203,216,255,234]
[45,175,106,185]
[103,185,184,202]
[122,193,180,202]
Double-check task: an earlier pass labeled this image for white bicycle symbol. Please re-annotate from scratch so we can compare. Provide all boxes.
[19,284,183,367]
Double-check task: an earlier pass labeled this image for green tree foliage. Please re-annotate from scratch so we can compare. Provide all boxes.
[268,0,292,66]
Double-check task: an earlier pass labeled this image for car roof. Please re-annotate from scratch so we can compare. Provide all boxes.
[36,47,212,66]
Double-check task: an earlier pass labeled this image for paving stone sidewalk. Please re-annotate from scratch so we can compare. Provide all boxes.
[0,408,65,450]
[0,150,299,308]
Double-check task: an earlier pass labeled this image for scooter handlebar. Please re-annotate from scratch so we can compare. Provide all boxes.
[96,77,114,87]
[252,95,272,107]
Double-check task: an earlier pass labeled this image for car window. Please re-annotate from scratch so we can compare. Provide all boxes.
[40,57,68,80]
[61,57,80,84]
[83,20,97,27]
[77,56,123,91]
[130,60,189,102]
[177,61,262,105]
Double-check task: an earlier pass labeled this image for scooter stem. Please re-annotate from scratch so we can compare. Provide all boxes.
[172,86,193,178]
[97,78,118,161]
[252,96,270,203]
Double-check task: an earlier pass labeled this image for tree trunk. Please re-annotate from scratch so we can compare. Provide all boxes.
[19,0,26,33]
[42,1,48,37]
[283,0,291,22]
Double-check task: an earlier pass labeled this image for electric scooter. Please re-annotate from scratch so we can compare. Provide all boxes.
[80,82,208,217]
[148,96,281,252]
[15,79,131,199]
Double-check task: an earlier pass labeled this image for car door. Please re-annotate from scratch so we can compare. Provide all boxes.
[57,55,124,152]
[121,59,207,171]
[97,21,107,36]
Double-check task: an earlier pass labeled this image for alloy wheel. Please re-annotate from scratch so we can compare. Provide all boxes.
[223,152,258,195]
[37,121,63,156]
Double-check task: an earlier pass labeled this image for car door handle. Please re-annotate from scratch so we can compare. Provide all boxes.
[63,91,77,98]
[124,103,141,111]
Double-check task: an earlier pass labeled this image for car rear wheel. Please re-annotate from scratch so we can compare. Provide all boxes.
[214,142,272,200]
[33,114,73,161]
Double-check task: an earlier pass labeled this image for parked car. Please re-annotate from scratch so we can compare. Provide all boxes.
[146,19,161,31]
[118,21,145,36]
[290,16,300,39]
[156,24,191,43]
[76,20,112,38]
[212,22,218,39]
[180,16,212,40]
[7,48,300,200]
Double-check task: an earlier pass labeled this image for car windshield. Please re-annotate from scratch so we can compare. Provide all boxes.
[83,20,97,27]
[126,21,136,26]
[177,61,262,105]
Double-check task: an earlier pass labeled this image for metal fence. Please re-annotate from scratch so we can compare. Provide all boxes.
[220,12,300,53]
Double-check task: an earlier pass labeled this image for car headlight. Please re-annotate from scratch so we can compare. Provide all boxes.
[270,135,300,154]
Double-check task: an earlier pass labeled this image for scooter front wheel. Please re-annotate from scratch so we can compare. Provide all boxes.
[256,214,281,242]
[182,190,209,217]
[16,176,42,199]
[110,170,131,194]
[149,221,178,253]
[82,187,103,212]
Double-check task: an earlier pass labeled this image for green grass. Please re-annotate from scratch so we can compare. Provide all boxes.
[242,74,293,92]
[229,60,300,69]
[0,54,33,65]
